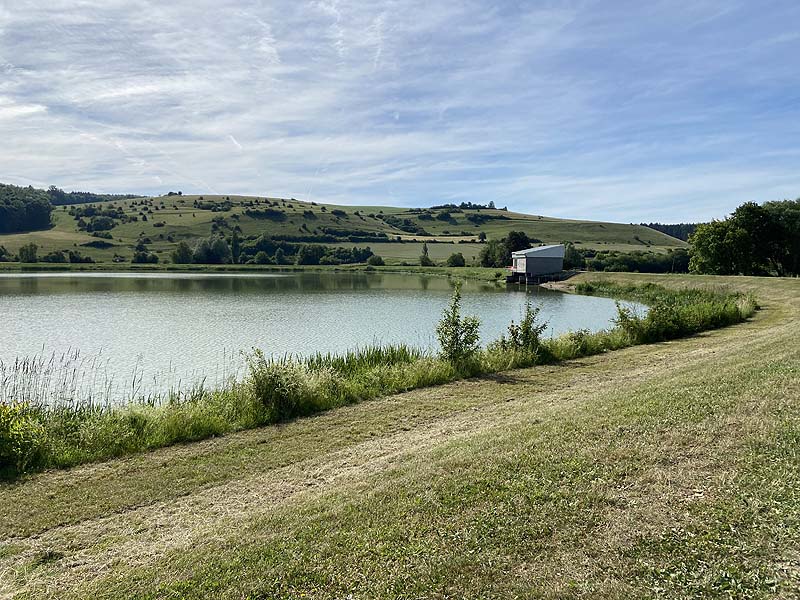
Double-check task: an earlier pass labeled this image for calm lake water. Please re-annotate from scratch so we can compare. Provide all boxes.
[0,272,638,402]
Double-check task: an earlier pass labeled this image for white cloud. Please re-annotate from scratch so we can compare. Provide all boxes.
[0,0,798,221]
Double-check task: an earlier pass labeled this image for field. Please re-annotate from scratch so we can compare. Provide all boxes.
[1,272,797,598]
[0,195,686,265]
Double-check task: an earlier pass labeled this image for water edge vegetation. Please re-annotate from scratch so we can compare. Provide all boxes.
[1,280,757,479]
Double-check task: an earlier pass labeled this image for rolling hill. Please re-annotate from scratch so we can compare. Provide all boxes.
[0,190,687,265]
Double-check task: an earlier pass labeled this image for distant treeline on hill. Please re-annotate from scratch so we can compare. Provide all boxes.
[641,222,698,241]
[46,186,142,206]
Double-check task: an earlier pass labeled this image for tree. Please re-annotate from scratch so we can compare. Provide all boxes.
[367,255,385,266]
[446,252,466,267]
[295,244,326,265]
[504,231,531,255]
[274,248,286,265]
[192,236,231,264]
[479,239,505,267]
[562,242,583,270]
[171,241,193,264]
[689,219,758,275]
[419,242,435,266]
[478,231,536,268]
[230,230,241,263]
[436,283,480,365]
[763,199,800,276]
[18,243,38,263]
[478,231,487,242]
[132,240,158,263]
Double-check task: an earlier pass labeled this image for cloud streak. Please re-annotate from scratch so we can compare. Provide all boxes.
[1,0,799,221]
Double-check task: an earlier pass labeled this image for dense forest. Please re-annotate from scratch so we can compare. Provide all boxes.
[0,184,53,233]
[689,199,800,276]
[641,222,698,241]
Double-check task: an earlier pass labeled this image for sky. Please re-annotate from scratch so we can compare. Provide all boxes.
[1,1,799,222]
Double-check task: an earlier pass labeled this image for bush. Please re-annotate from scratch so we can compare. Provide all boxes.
[420,254,435,267]
[254,251,272,265]
[367,255,385,266]
[0,403,46,477]
[18,242,38,263]
[446,252,466,267]
[436,284,481,366]
[492,302,548,356]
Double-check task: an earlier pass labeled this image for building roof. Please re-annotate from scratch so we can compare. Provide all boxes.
[511,244,565,259]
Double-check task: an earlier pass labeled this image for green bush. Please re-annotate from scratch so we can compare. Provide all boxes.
[491,301,548,356]
[446,252,466,267]
[0,403,46,477]
[367,255,385,266]
[436,284,481,366]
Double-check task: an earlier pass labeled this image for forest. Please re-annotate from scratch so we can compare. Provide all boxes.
[0,184,53,233]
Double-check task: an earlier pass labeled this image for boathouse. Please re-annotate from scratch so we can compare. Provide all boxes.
[507,244,565,283]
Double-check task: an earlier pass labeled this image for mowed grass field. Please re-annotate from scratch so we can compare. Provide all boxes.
[1,273,797,599]
[0,195,686,264]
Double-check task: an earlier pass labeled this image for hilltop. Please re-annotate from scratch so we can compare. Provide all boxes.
[0,187,687,265]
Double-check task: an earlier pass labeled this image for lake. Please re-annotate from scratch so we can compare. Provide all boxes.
[0,272,638,403]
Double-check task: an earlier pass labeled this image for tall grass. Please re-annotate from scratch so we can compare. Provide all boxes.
[1,281,758,478]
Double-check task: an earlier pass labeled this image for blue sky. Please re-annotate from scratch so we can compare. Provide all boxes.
[1,1,799,221]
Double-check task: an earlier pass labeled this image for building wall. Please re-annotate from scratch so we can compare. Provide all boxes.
[524,256,564,275]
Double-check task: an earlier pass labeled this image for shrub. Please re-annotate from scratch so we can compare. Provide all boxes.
[446,252,466,267]
[436,284,481,366]
[0,403,46,477]
[254,251,272,265]
[367,255,385,266]
[420,254,435,267]
[18,242,38,263]
[491,301,549,358]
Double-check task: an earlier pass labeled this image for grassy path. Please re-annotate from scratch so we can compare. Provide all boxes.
[1,273,798,598]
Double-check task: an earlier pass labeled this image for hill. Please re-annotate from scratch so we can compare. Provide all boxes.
[0,189,687,265]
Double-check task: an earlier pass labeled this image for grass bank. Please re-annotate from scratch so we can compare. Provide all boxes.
[0,273,797,598]
[1,280,756,479]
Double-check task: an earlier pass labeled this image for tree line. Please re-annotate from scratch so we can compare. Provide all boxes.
[164,233,381,266]
[641,222,698,241]
[46,186,141,206]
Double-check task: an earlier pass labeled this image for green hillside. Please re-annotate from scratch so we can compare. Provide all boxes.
[0,191,686,265]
